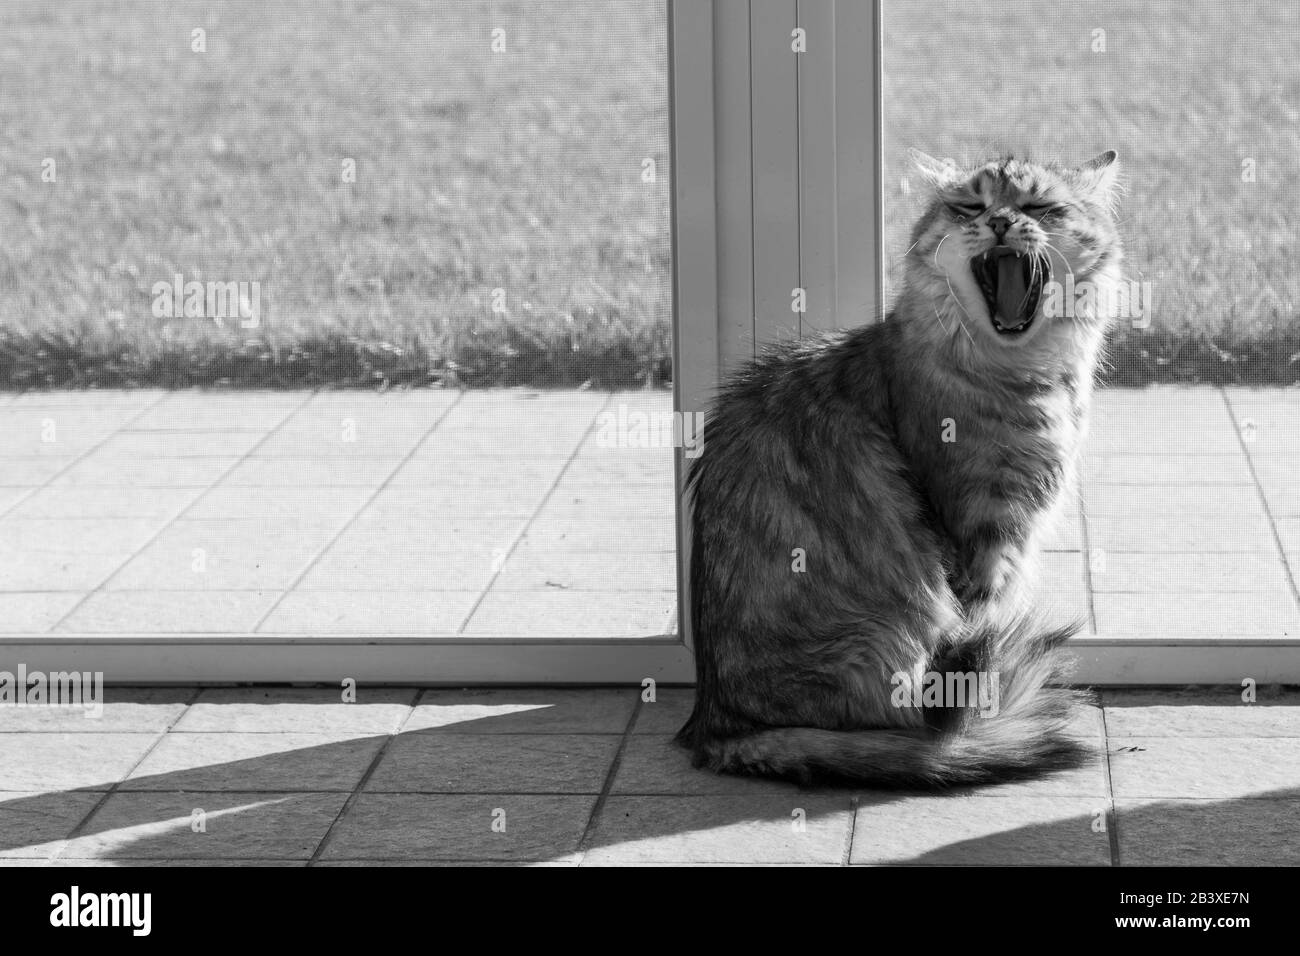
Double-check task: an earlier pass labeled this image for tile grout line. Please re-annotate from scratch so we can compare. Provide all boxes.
[49,687,203,863]
[250,392,467,632]
[1099,703,1121,867]
[574,690,643,863]
[1075,475,1099,634]
[306,687,422,866]
[46,390,320,632]
[1219,386,1300,616]
[0,391,172,523]
[456,393,616,635]
[841,795,859,866]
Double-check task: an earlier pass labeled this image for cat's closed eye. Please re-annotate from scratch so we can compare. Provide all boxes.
[946,201,985,221]
[1021,201,1068,218]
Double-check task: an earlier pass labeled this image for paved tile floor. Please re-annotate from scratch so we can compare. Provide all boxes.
[0,685,1297,865]
[0,385,1297,639]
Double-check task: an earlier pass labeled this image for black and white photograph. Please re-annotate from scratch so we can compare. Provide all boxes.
[0,0,1294,918]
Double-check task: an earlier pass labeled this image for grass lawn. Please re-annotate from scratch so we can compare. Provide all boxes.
[1,0,1297,389]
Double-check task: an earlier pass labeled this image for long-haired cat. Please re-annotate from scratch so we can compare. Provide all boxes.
[678,150,1123,787]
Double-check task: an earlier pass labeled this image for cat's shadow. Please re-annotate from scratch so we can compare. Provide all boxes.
[1,689,1295,866]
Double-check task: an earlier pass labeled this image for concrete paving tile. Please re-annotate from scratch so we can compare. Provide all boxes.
[417,430,586,458]
[851,794,1109,865]
[1086,516,1276,552]
[107,528,330,591]
[630,688,695,734]
[0,517,164,554]
[56,590,282,634]
[51,858,308,867]
[365,734,620,793]
[0,791,103,859]
[297,560,494,592]
[1109,736,1300,800]
[60,791,347,860]
[315,859,576,867]
[0,733,159,792]
[583,795,852,864]
[128,392,306,431]
[1085,419,1240,455]
[1239,457,1300,488]
[7,392,163,409]
[1264,483,1300,516]
[0,688,192,733]
[258,591,476,635]
[391,455,570,485]
[295,391,460,411]
[0,488,30,514]
[557,453,674,485]
[1117,798,1300,865]
[359,483,547,519]
[1093,591,1298,638]
[175,687,415,734]
[123,733,385,792]
[1082,482,1265,517]
[223,456,401,486]
[93,431,265,459]
[538,489,677,521]
[50,455,238,487]
[1092,385,1230,410]
[1079,455,1253,484]
[493,547,676,590]
[462,589,676,637]
[520,515,676,554]
[0,416,140,457]
[612,735,801,796]
[320,793,595,862]
[0,592,87,631]
[1273,519,1300,553]
[181,485,374,520]
[345,516,525,539]
[1221,388,1300,424]
[254,423,430,459]
[0,546,133,591]
[0,458,77,486]
[8,486,203,520]
[1086,553,1291,592]
[1103,690,1300,737]
[406,689,637,734]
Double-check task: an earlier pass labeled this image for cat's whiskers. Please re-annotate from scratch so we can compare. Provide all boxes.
[942,276,978,345]
[930,233,978,345]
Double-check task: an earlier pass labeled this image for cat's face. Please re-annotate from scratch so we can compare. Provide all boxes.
[905,152,1122,351]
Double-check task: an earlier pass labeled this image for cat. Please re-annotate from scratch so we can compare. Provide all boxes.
[677,150,1124,787]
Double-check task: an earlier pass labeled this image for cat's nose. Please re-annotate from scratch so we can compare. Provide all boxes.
[987,216,1011,242]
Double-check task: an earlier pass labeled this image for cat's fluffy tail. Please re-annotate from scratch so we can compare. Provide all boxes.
[681,616,1093,788]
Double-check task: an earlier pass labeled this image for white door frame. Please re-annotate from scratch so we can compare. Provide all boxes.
[3,1,1291,684]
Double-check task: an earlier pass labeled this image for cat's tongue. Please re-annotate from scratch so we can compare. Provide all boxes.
[995,254,1032,327]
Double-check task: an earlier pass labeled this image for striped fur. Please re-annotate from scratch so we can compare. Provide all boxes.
[678,152,1124,787]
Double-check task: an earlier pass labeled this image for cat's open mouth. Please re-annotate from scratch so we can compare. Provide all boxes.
[971,248,1050,335]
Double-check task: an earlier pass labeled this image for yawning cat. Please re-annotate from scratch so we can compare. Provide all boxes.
[678,150,1123,787]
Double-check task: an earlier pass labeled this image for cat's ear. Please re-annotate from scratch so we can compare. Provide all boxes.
[1076,149,1120,199]
[908,148,961,188]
